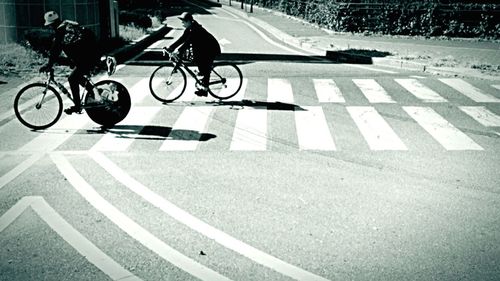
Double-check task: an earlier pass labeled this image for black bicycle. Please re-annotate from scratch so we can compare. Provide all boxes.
[14,57,131,130]
[149,48,243,103]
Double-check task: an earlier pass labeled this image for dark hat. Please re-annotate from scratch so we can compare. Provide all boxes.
[178,12,193,22]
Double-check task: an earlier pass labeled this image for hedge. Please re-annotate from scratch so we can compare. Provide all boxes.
[250,0,500,39]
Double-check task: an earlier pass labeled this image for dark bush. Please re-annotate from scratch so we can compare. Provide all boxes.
[119,10,152,29]
[23,28,54,56]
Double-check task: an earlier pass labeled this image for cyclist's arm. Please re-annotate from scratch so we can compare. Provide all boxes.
[47,31,64,67]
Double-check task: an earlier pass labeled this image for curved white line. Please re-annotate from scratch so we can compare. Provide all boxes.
[50,153,232,281]
[89,151,330,281]
[0,196,142,281]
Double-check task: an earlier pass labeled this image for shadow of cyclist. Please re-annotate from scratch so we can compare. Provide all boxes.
[87,125,216,141]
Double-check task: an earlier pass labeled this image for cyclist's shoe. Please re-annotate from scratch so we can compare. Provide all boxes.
[194,89,208,97]
[64,105,82,115]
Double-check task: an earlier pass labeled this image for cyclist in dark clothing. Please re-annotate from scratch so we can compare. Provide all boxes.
[39,11,100,114]
[167,12,221,97]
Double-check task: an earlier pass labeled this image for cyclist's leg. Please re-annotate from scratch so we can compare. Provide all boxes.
[67,68,82,112]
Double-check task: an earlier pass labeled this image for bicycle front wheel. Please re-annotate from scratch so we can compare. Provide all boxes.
[149,64,187,103]
[85,80,131,128]
[14,83,63,130]
[208,63,243,100]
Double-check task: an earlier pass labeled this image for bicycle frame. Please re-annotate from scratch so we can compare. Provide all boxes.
[165,50,225,88]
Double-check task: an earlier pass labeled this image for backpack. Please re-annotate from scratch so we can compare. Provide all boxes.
[61,20,95,46]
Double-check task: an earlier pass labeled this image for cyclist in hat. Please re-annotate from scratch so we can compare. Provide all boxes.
[39,11,101,114]
[166,12,221,97]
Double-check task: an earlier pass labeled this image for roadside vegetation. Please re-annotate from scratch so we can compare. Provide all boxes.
[1,12,164,80]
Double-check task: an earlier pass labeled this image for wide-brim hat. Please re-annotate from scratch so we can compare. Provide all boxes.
[178,12,193,22]
[44,11,59,26]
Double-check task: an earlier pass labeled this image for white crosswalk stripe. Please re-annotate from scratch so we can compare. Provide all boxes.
[295,106,336,150]
[347,106,407,150]
[6,77,500,152]
[395,78,447,102]
[230,107,267,151]
[352,79,395,103]
[459,106,500,127]
[313,79,345,103]
[90,106,161,151]
[439,78,500,103]
[160,107,214,151]
[268,78,294,103]
[403,106,483,150]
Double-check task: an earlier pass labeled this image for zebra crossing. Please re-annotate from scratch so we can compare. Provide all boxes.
[3,76,500,153]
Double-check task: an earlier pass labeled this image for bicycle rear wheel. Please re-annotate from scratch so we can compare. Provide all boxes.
[85,80,130,128]
[207,63,243,100]
[149,64,187,103]
[14,83,62,130]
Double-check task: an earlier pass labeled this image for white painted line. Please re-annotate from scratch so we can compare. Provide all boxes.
[492,85,500,91]
[230,107,267,151]
[0,196,142,281]
[89,151,331,281]
[395,79,447,102]
[268,79,294,104]
[403,106,483,150]
[409,75,427,79]
[295,107,336,150]
[51,153,232,281]
[18,114,88,152]
[439,79,500,103]
[129,78,152,104]
[177,78,197,102]
[459,106,500,127]
[352,79,395,103]
[347,106,407,150]
[160,107,214,151]
[313,79,345,103]
[90,106,161,151]
[0,153,44,190]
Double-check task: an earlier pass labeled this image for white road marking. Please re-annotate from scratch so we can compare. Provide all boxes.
[160,107,214,151]
[295,107,336,150]
[225,78,248,101]
[346,64,398,74]
[90,106,161,151]
[0,153,44,190]
[347,106,407,150]
[230,108,267,151]
[18,114,88,152]
[459,106,500,127]
[403,106,483,150]
[89,151,331,281]
[439,78,500,103]
[313,79,345,103]
[492,85,500,91]
[395,78,447,102]
[0,196,142,281]
[129,78,152,104]
[51,153,232,281]
[177,78,197,102]
[352,79,395,103]
[268,79,294,104]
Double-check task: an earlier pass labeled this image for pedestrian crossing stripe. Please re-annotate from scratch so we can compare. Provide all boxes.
[347,106,407,150]
[459,106,500,127]
[6,77,500,152]
[403,107,483,151]
[352,79,396,103]
[439,78,500,103]
[394,79,447,103]
[313,79,345,103]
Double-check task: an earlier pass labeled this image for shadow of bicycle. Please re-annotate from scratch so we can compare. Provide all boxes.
[206,99,306,111]
[87,125,216,141]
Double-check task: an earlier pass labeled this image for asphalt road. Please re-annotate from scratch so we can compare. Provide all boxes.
[1,3,500,281]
